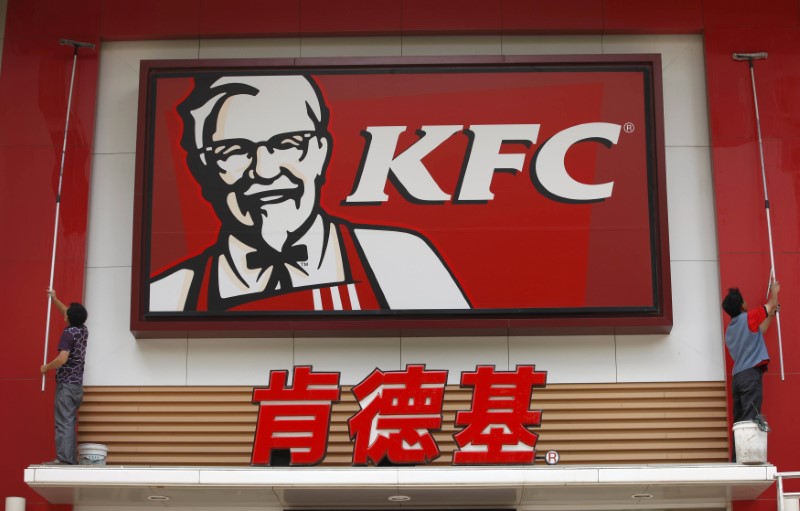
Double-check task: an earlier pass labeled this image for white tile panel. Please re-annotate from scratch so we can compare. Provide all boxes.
[598,464,776,483]
[509,335,617,384]
[501,35,602,56]
[402,35,502,56]
[186,338,294,386]
[202,467,398,486]
[665,146,718,262]
[94,40,199,155]
[294,337,401,386]
[26,466,200,485]
[300,36,401,57]
[83,266,188,385]
[602,35,709,148]
[399,467,525,485]
[85,153,135,269]
[199,38,300,59]
[615,260,726,382]
[401,336,509,384]
[522,467,600,484]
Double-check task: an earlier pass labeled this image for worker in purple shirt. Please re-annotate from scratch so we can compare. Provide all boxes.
[40,289,89,465]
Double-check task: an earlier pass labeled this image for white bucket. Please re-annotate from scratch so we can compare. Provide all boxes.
[78,443,108,466]
[5,497,26,511]
[784,497,800,511]
[733,421,767,464]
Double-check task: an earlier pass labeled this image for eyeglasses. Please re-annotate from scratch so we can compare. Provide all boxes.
[202,131,319,174]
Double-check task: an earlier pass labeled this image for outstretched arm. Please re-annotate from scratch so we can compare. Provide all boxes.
[759,281,780,334]
[47,289,68,315]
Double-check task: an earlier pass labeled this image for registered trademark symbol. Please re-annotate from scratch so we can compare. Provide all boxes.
[623,122,635,133]
[536,450,561,465]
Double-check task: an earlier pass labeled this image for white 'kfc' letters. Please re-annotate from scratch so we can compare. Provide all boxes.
[458,124,540,202]
[345,122,621,204]
[532,122,619,203]
[346,125,461,203]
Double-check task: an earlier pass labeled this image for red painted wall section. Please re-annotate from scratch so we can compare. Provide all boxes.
[200,0,300,38]
[0,1,99,509]
[102,0,201,40]
[2,0,800,509]
[704,9,800,508]
[300,0,402,36]
[604,0,704,34]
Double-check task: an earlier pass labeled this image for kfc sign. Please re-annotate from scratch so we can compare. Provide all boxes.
[347,122,620,204]
[251,365,548,466]
[132,56,670,335]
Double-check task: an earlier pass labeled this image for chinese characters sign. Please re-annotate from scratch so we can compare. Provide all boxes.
[349,365,447,465]
[251,367,340,465]
[132,56,670,335]
[251,365,547,466]
[454,365,546,464]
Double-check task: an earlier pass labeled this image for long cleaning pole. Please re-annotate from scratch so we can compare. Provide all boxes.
[42,39,95,392]
[732,52,785,381]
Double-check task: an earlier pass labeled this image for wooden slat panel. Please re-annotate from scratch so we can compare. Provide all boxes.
[77,382,728,466]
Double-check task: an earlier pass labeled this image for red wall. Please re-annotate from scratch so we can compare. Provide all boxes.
[2,1,799,510]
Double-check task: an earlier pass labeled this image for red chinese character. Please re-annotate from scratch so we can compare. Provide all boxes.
[251,366,340,466]
[348,365,447,465]
[453,365,547,464]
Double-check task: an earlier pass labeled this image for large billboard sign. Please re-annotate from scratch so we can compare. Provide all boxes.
[131,56,670,336]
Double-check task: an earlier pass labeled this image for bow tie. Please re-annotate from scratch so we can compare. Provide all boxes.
[245,245,309,291]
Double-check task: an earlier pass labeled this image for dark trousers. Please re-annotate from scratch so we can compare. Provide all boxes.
[732,366,764,423]
[55,382,84,465]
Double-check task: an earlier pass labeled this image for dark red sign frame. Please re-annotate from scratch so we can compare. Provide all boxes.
[131,55,670,338]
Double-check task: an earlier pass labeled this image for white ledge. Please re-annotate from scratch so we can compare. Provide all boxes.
[25,463,777,510]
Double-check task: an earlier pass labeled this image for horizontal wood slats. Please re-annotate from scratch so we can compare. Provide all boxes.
[78,382,728,466]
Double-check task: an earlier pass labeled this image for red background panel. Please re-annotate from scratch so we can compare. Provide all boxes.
[4,0,101,41]
[501,0,604,33]
[0,36,99,148]
[401,0,503,34]
[603,0,704,34]
[199,0,300,38]
[142,66,658,317]
[711,141,774,255]
[706,19,800,510]
[300,0,402,35]
[101,0,201,40]
[754,138,800,254]
[1,147,59,258]
[702,0,800,29]
[705,28,800,141]
[3,0,800,509]
[0,381,70,511]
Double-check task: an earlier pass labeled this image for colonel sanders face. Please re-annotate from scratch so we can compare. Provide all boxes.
[182,75,331,249]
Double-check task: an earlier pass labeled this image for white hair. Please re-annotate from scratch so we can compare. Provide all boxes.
[189,75,325,151]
